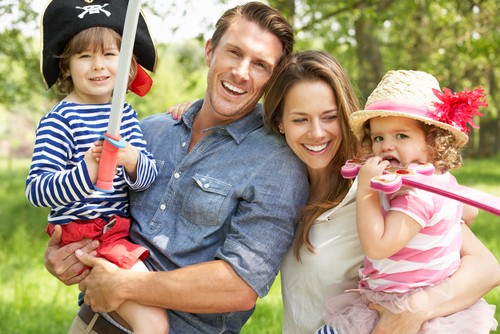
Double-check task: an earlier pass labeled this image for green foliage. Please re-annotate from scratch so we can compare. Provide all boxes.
[288,1,499,104]
[0,1,44,111]
[0,29,44,111]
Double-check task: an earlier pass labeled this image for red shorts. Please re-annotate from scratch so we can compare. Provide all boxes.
[46,216,148,269]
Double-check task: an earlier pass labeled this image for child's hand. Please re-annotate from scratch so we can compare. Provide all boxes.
[358,156,389,191]
[83,140,103,183]
[88,139,139,174]
[166,101,194,120]
[90,139,104,162]
[85,140,139,181]
[117,142,139,170]
[89,140,137,167]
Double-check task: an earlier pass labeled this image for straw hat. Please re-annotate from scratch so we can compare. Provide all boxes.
[41,0,157,95]
[350,70,487,147]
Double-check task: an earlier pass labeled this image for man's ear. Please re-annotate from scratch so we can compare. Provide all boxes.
[205,39,213,67]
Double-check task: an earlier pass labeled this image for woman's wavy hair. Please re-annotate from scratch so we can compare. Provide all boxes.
[263,50,362,260]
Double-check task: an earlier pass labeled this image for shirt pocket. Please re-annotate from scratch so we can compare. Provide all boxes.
[182,174,231,226]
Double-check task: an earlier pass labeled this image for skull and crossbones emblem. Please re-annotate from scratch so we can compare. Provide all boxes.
[76,3,111,19]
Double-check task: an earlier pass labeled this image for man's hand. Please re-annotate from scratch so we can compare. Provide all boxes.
[44,225,99,285]
[76,250,126,312]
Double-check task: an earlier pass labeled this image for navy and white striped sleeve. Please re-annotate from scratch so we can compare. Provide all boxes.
[25,113,94,207]
[121,104,158,191]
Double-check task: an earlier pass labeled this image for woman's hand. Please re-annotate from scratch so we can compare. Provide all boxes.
[369,303,426,334]
[44,225,99,286]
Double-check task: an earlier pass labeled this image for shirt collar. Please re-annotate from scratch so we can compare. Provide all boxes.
[177,99,264,144]
[317,178,358,222]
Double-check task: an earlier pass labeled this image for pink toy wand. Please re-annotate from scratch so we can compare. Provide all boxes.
[341,158,500,216]
[94,0,142,192]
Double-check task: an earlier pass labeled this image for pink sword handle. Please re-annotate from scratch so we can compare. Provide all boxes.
[341,158,500,216]
[95,0,141,192]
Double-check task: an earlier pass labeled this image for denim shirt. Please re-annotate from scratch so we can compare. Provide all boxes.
[129,100,310,333]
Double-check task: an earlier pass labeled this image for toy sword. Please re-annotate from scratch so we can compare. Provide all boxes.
[341,158,500,216]
[94,0,141,192]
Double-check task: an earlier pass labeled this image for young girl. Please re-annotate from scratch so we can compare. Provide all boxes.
[320,70,497,333]
[26,1,168,333]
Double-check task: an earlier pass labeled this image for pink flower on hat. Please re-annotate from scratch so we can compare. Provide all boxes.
[432,87,487,134]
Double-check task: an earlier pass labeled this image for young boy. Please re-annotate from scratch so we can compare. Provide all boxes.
[26,1,167,332]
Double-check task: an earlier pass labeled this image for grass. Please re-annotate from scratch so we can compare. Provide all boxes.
[0,158,81,333]
[0,157,498,333]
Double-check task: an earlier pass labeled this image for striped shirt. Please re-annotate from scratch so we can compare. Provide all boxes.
[359,172,462,293]
[25,101,157,225]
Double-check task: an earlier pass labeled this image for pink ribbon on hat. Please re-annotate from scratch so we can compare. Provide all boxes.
[366,86,487,134]
[365,100,436,119]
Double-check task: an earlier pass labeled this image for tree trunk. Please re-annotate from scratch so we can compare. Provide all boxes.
[354,11,384,104]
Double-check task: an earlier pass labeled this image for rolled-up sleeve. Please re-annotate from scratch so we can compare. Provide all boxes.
[215,148,309,297]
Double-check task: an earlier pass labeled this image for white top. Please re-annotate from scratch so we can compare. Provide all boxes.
[281,180,364,333]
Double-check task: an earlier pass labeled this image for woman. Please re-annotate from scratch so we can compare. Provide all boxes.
[262,50,499,333]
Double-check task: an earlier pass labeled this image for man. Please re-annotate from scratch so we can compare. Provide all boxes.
[45,2,310,333]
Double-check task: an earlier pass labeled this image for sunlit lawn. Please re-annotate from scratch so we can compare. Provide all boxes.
[0,157,498,333]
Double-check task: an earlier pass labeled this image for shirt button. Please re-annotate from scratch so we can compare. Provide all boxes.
[204,183,210,189]
[182,142,187,148]
[174,172,180,178]
[160,204,166,210]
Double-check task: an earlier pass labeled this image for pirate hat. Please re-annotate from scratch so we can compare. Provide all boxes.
[41,0,157,94]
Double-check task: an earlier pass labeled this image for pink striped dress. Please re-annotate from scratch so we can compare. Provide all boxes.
[322,172,497,334]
